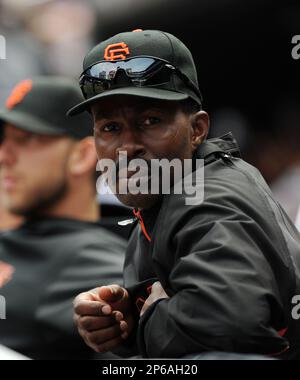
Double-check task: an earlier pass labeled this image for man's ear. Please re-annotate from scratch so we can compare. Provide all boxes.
[191,111,210,150]
[69,137,97,177]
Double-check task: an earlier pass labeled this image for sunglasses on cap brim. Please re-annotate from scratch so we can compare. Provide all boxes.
[79,56,202,102]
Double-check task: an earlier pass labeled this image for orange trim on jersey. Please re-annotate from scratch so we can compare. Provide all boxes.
[147,285,153,294]
[135,297,146,312]
[265,327,289,356]
[133,209,151,242]
[278,327,288,337]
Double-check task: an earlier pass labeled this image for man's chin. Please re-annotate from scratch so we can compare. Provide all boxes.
[115,193,162,210]
[1,193,28,216]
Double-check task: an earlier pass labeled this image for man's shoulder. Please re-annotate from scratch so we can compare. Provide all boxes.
[64,220,127,258]
[40,219,125,287]
[159,155,284,238]
[188,133,271,208]
[204,155,269,198]
[166,155,270,211]
[0,217,126,261]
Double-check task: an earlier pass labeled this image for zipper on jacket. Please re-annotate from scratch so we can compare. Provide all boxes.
[118,218,137,226]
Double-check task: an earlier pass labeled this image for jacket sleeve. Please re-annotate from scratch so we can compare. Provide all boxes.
[137,193,290,358]
[35,234,126,358]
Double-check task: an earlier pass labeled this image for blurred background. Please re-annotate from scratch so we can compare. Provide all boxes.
[0,0,299,224]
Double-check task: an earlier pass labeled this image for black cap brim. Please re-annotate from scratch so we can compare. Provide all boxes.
[0,109,67,136]
[67,87,189,116]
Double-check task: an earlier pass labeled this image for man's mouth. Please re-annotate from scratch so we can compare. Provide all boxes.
[117,168,150,180]
[115,167,152,196]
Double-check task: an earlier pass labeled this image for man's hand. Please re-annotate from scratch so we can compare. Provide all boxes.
[73,284,135,353]
[140,281,169,317]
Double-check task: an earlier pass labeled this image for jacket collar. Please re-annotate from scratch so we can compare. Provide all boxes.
[196,132,241,160]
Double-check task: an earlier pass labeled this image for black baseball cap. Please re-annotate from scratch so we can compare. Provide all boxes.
[67,29,202,116]
[0,76,93,139]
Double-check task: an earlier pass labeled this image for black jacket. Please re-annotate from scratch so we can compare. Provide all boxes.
[0,217,126,359]
[123,133,300,359]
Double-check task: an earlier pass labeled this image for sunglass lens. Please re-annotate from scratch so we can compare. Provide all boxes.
[125,58,156,76]
[142,65,173,86]
[81,77,111,98]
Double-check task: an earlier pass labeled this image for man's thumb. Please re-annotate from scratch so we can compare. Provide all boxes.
[99,285,126,303]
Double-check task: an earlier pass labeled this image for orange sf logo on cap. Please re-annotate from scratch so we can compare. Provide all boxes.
[104,42,130,61]
[6,79,33,110]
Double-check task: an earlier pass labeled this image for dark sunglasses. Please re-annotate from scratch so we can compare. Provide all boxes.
[79,56,202,101]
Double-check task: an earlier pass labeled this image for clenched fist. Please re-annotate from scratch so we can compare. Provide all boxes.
[73,285,135,353]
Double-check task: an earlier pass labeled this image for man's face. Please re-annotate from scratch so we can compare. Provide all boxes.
[92,96,195,209]
[0,124,74,216]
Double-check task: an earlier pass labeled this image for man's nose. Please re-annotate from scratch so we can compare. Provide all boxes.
[116,129,146,160]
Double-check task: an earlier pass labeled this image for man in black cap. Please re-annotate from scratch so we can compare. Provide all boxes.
[72,30,300,359]
[0,77,126,359]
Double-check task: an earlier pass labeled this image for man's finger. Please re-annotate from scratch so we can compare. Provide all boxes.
[73,289,100,305]
[85,323,123,346]
[151,281,162,291]
[98,285,126,303]
[78,312,123,332]
[140,282,169,316]
[74,300,111,317]
[140,298,152,317]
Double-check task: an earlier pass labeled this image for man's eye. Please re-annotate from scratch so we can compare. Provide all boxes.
[102,123,119,132]
[17,134,36,143]
[142,117,160,127]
